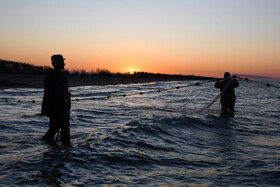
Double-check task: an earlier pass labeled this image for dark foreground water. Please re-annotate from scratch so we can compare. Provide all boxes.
[0,80,280,186]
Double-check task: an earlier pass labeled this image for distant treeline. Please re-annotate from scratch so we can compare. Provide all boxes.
[0,59,211,80]
[0,59,52,75]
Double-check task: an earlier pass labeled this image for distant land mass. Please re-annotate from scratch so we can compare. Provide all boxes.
[0,59,214,89]
[235,74,280,82]
[0,59,50,75]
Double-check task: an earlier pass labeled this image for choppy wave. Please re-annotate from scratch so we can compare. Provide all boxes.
[1,80,280,186]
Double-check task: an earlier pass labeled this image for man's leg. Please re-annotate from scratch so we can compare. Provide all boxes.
[229,102,235,114]
[41,116,59,142]
[221,102,228,114]
[60,111,70,143]
[228,96,236,114]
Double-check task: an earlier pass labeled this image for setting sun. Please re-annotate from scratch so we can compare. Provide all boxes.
[127,68,137,75]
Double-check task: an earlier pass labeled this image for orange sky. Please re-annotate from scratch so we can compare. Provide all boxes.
[0,1,280,79]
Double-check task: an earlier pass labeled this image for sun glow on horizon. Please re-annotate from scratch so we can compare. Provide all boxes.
[0,1,279,80]
[127,67,138,75]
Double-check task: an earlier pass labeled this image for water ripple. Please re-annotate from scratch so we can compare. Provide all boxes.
[1,81,280,186]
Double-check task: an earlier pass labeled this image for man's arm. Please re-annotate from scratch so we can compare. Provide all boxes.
[232,76,239,88]
[215,79,223,88]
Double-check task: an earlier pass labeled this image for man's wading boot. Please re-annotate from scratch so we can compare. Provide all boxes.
[60,127,70,144]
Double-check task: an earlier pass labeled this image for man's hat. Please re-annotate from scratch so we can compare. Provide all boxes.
[51,54,65,61]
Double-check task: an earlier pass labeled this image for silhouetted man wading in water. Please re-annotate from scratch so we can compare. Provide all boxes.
[215,72,239,115]
[41,54,71,144]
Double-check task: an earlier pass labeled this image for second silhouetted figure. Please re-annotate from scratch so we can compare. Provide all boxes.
[215,72,239,115]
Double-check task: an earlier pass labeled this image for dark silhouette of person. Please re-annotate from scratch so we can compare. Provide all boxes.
[215,72,239,115]
[41,54,71,143]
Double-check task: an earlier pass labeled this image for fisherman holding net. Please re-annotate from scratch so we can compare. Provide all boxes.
[215,72,239,115]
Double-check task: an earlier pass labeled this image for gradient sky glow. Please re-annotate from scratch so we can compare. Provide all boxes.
[1,0,280,78]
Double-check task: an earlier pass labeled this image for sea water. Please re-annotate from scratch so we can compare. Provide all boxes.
[0,80,280,186]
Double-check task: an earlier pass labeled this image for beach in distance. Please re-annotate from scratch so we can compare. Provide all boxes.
[0,74,213,89]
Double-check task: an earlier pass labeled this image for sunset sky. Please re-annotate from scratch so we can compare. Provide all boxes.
[0,0,279,79]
